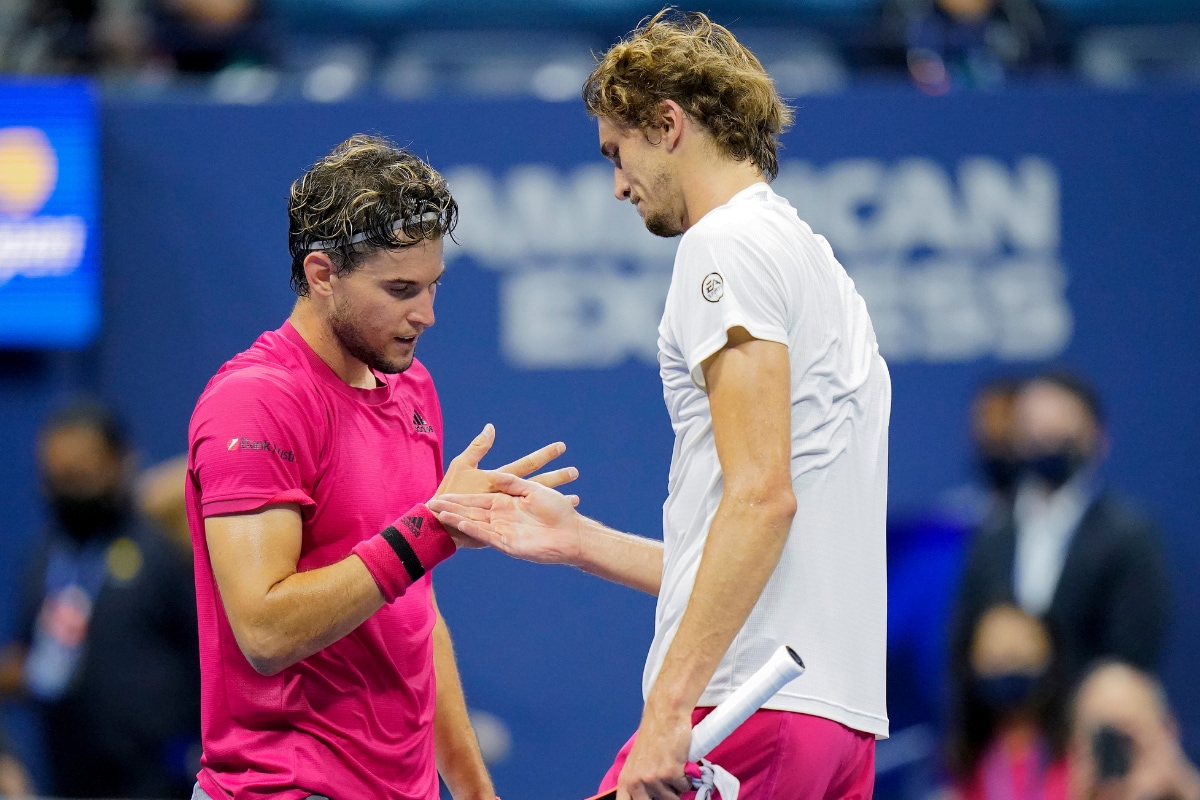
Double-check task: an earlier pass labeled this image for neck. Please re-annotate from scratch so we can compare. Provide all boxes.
[289,299,377,389]
[678,154,766,232]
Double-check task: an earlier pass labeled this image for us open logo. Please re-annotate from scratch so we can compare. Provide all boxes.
[701,272,724,303]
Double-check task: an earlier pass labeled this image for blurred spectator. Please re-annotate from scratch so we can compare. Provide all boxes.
[137,453,191,556]
[943,376,1025,527]
[0,725,31,798]
[950,372,1170,708]
[1070,662,1200,800]
[0,401,199,799]
[874,0,1064,92]
[970,377,1022,507]
[0,0,267,76]
[947,604,1070,800]
[152,0,270,74]
[884,376,1026,740]
[0,0,151,75]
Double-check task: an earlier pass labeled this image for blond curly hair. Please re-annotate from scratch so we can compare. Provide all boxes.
[583,9,794,180]
[287,134,457,297]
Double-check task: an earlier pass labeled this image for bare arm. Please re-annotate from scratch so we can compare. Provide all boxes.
[617,328,797,800]
[575,517,664,595]
[206,504,384,676]
[432,596,494,800]
[207,427,578,676]
[429,484,664,595]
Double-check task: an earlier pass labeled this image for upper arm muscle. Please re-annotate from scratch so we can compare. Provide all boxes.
[205,504,303,632]
[701,327,793,495]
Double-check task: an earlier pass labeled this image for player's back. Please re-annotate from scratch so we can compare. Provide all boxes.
[652,182,890,738]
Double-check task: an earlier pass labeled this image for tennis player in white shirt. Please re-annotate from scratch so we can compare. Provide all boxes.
[430,10,891,800]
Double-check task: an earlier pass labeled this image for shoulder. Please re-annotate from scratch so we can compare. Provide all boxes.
[679,202,780,255]
[1085,491,1161,543]
[194,357,317,424]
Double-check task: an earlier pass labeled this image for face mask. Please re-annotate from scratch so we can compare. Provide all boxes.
[974,672,1039,713]
[49,491,129,543]
[979,454,1020,493]
[1020,447,1088,491]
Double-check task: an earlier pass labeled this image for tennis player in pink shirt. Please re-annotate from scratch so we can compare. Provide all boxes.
[185,135,577,800]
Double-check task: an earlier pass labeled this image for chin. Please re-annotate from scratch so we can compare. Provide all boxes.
[373,354,414,375]
[644,211,683,239]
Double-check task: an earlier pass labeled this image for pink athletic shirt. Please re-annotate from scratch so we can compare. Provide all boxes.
[186,320,446,800]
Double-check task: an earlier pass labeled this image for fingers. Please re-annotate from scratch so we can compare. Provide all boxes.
[484,471,543,498]
[566,494,581,507]
[429,494,499,512]
[527,466,579,489]
[443,516,503,547]
[454,423,496,469]
[497,441,566,478]
[619,780,683,800]
[428,499,493,523]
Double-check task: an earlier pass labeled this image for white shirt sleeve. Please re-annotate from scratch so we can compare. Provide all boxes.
[671,220,791,389]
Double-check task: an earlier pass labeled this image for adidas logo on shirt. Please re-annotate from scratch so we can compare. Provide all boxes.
[412,410,434,433]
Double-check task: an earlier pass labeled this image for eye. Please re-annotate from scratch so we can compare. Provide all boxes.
[389,283,421,299]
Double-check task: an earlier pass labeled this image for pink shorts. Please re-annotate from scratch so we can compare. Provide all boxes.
[598,708,876,800]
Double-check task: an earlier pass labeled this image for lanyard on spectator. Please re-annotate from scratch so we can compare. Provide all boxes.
[24,539,110,701]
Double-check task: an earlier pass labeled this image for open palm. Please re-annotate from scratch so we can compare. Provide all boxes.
[428,473,583,566]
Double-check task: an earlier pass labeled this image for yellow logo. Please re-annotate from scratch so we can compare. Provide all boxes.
[0,126,58,219]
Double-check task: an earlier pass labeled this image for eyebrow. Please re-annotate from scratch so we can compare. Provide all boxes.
[384,268,446,287]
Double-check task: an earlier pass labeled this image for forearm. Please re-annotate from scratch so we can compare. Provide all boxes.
[433,613,493,800]
[236,555,384,675]
[643,493,794,716]
[573,517,664,595]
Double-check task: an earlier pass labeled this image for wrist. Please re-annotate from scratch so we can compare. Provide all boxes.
[644,682,698,721]
[570,515,601,570]
[353,504,456,603]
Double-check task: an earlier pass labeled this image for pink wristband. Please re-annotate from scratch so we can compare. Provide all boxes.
[352,504,456,603]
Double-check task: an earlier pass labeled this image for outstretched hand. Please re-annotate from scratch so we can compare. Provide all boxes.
[428,473,584,566]
[434,425,579,549]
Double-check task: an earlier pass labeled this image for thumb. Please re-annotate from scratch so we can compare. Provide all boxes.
[461,423,496,468]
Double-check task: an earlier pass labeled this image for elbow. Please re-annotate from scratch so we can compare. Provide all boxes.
[726,480,797,529]
[234,624,295,676]
[245,652,287,677]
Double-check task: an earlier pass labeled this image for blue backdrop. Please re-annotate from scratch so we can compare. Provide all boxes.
[0,86,1197,799]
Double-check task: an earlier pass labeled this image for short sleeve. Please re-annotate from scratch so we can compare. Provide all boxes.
[671,221,791,388]
[189,369,321,518]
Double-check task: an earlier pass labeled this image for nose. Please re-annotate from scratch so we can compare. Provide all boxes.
[613,167,631,201]
[410,286,436,329]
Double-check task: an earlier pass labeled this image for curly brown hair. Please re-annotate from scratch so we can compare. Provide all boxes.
[287,134,458,297]
[583,9,794,180]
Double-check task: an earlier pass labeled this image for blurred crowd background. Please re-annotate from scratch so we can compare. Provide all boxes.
[1,0,1198,799]
[1,0,1199,98]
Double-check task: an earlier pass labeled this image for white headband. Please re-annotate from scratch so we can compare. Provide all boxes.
[307,211,441,251]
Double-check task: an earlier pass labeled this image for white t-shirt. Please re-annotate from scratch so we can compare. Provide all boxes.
[645,182,891,738]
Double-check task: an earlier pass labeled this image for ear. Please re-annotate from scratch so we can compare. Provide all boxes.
[303,252,336,298]
[658,100,687,152]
